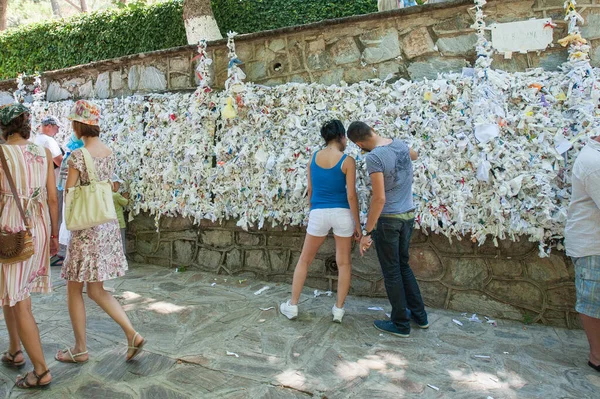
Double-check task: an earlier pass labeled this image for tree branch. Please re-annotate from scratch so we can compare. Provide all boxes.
[63,0,82,12]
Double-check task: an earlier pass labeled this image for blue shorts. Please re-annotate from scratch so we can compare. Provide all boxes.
[573,256,600,319]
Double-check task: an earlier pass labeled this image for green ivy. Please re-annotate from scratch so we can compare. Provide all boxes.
[0,0,378,80]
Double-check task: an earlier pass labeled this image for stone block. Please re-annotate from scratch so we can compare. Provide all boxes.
[343,67,377,84]
[129,213,157,233]
[161,216,195,231]
[401,27,436,59]
[488,259,523,278]
[147,257,171,267]
[546,285,576,308]
[360,28,401,64]
[581,13,600,39]
[269,250,289,272]
[95,72,110,99]
[255,46,276,64]
[309,258,326,275]
[139,66,167,91]
[307,52,332,71]
[498,237,536,257]
[111,71,123,91]
[268,39,286,53]
[238,232,263,246]
[435,34,477,56]
[170,57,189,73]
[351,277,374,296]
[432,15,473,36]
[418,280,449,308]
[430,233,474,254]
[0,91,13,106]
[317,236,337,255]
[195,248,222,269]
[376,61,402,80]
[268,235,303,248]
[128,65,142,91]
[486,280,543,309]
[410,248,444,280]
[476,237,500,255]
[245,249,269,271]
[78,80,93,98]
[538,51,567,71]
[308,38,325,53]
[491,53,529,72]
[170,75,191,90]
[443,258,489,289]
[411,228,429,244]
[349,249,381,276]
[448,291,524,321]
[46,81,71,101]
[304,277,330,291]
[330,37,361,65]
[288,45,305,73]
[245,62,267,81]
[590,43,600,68]
[524,254,570,284]
[316,69,344,86]
[136,233,170,258]
[201,230,233,248]
[407,57,467,80]
[225,249,242,270]
[173,240,196,265]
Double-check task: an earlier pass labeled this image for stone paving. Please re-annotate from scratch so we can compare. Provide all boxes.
[0,263,598,398]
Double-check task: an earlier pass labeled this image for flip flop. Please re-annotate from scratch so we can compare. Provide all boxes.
[50,256,64,267]
[588,361,600,372]
[15,369,51,389]
[126,332,146,362]
[1,350,26,368]
[55,348,88,364]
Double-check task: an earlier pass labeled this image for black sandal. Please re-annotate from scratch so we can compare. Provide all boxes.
[588,361,600,372]
[15,369,51,389]
[1,350,26,368]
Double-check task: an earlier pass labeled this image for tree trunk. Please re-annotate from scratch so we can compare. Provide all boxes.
[0,0,7,31]
[50,0,62,17]
[183,0,223,45]
[80,0,88,12]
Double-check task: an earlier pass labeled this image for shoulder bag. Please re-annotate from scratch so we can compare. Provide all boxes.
[65,148,117,231]
[0,145,35,265]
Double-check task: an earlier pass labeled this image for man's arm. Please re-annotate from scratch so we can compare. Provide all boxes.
[585,170,600,210]
[364,172,386,233]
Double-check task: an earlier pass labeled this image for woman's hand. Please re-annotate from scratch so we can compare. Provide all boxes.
[50,236,59,257]
[354,226,362,242]
[359,235,373,256]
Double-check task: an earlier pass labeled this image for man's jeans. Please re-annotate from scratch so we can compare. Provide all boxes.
[374,216,426,331]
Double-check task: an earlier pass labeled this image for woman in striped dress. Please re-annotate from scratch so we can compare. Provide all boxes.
[0,104,58,388]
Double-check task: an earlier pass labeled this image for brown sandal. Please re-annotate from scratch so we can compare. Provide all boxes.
[15,369,51,389]
[1,350,26,368]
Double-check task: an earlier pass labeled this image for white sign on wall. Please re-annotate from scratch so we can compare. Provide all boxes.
[490,18,555,54]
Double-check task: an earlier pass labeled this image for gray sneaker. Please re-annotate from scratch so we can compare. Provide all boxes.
[280,300,298,320]
[332,305,345,323]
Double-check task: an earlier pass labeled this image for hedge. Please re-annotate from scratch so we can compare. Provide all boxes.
[0,0,378,80]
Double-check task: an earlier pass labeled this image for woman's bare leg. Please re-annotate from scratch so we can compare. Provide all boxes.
[290,234,327,305]
[334,235,353,308]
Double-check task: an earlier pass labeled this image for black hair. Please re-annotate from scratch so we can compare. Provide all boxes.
[347,121,373,143]
[320,119,345,144]
[0,113,31,140]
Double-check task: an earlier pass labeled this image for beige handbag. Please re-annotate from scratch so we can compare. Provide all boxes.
[65,148,117,231]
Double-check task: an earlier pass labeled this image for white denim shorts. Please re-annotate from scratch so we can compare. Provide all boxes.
[307,208,355,238]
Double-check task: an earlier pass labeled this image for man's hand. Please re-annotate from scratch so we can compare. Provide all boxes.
[123,192,130,199]
[360,235,373,256]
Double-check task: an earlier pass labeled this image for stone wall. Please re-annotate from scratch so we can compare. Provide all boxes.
[128,214,578,329]
[1,0,600,101]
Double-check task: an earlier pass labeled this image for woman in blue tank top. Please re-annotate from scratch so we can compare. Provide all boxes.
[280,120,361,323]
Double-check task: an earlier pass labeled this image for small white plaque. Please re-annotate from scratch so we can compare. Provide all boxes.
[490,19,554,54]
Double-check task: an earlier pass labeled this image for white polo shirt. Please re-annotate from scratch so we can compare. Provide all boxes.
[33,133,62,181]
[565,138,600,258]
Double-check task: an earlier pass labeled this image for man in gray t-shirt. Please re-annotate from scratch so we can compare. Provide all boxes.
[348,121,427,338]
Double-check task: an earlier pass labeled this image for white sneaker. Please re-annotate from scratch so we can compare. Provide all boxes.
[332,305,345,323]
[280,300,298,320]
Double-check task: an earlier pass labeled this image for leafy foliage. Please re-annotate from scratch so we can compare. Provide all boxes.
[0,0,378,80]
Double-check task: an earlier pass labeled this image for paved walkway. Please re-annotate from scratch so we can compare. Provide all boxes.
[0,264,598,398]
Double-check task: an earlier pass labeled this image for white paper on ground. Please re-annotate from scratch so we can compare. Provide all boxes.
[254,286,270,295]
[452,319,464,326]
[226,351,240,358]
[259,307,274,311]
[427,384,440,391]
[368,307,384,311]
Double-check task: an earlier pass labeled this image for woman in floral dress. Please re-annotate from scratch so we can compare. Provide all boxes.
[0,104,57,388]
[56,100,145,364]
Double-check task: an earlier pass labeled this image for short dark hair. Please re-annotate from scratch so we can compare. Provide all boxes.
[320,119,345,144]
[0,113,31,140]
[347,121,373,142]
[73,120,100,137]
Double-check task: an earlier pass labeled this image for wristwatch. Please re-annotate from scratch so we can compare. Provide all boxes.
[362,229,374,237]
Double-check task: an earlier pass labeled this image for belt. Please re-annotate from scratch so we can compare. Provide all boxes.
[380,211,415,221]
